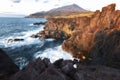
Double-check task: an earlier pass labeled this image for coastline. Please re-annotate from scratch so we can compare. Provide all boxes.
[0,3,120,80]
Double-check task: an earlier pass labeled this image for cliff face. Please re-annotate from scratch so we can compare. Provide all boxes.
[63,4,120,67]
[63,4,120,58]
[40,4,120,67]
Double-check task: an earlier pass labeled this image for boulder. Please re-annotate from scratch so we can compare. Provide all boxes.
[10,58,49,80]
[5,38,24,43]
[0,49,19,80]
[10,58,71,80]
[10,58,120,80]
[33,22,46,25]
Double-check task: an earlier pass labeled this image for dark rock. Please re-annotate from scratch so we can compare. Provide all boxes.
[0,49,19,80]
[36,66,71,80]
[38,30,69,40]
[14,39,24,41]
[10,58,47,80]
[33,22,46,25]
[5,38,24,43]
[88,29,120,69]
[39,35,46,40]
[31,34,38,38]
[74,65,120,80]
[10,58,120,80]
[53,58,63,68]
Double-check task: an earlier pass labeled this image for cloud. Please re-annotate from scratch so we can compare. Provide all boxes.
[43,0,49,3]
[54,4,59,7]
[11,0,21,3]
[35,0,39,2]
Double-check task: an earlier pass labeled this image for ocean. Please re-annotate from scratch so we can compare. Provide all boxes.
[0,17,73,69]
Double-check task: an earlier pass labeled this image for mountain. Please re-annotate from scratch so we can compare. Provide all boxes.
[26,4,90,18]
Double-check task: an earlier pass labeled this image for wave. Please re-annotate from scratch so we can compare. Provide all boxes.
[0,25,44,48]
[34,45,73,63]
[0,23,73,68]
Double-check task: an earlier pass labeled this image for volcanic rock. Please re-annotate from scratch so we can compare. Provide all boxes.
[0,49,19,80]
[10,58,120,80]
[5,38,24,43]
[33,22,46,25]
[88,29,120,69]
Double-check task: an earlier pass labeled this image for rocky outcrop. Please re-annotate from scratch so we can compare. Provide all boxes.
[62,3,120,59]
[32,18,74,40]
[33,22,46,25]
[10,58,120,80]
[38,4,120,68]
[31,30,69,40]
[0,47,120,80]
[0,49,19,80]
[0,50,119,80]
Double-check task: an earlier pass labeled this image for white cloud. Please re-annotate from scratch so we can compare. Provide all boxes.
[11,0,21,3]
[0,0,120,15]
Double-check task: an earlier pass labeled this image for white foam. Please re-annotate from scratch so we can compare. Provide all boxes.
[73,64,77,68]
[29,23,34,26]
[34,45,73,63]
[0,26,44,48]
[15,57,28,70]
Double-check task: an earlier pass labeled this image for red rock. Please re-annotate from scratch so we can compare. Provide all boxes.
[62,4,120,62]
[38,4,120,67]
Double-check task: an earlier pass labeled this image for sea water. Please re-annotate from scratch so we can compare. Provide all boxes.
[0,17,73,69]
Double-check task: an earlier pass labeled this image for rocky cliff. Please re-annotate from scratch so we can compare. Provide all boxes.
[1,3,120,80]
[38,4,120,68]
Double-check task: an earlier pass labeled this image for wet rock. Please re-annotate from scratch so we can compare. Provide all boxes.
[88,29,120,69]
[10,58,48,80]
[14,39,24,41]
[10,58,71,80]
[36,66,71,80]
[0,49,19,80]
[10,58,120,80]
[37,30,69,40]
[74,64,120,80]
[33,22,46,25]
[5,38,24,43]
[31,34,39,38]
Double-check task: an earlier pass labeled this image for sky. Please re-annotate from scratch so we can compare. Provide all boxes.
[0,0,120,15]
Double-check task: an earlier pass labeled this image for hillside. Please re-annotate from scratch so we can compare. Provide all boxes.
[26,4,90,18]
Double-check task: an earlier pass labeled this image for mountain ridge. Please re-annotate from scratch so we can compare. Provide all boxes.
[26,4,90,18]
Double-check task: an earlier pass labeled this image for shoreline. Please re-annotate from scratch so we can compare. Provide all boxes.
[0,3,120,80]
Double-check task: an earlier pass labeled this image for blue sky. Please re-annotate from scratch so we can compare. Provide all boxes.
[0,0,120,15]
